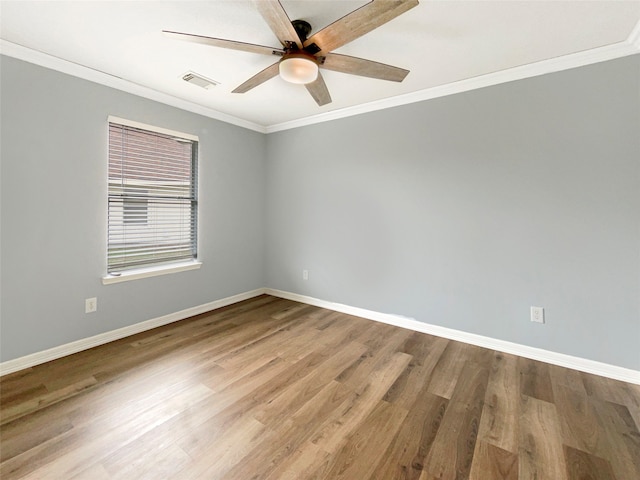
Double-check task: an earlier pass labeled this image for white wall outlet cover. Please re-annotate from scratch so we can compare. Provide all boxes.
[531,306,544,324]
[85,297,97,313]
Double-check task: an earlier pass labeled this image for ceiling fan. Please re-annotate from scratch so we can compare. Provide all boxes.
[163,0,419,106]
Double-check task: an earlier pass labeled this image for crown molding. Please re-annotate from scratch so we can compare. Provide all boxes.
[629,18,640,49]
[266,40,640,133]
[2,34,638,135]
[0,40,268,134]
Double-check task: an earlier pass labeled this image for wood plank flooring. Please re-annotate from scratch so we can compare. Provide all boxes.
[1,295,639,479]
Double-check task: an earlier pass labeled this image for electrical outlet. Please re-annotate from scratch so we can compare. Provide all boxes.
[530,306,544,324]
[303,270,309,280]
[85,297,97,313]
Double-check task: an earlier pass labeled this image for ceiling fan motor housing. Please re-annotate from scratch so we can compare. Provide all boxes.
[292,19,312,41]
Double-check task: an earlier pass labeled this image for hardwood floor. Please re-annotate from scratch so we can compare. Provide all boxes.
[1,295,638,479]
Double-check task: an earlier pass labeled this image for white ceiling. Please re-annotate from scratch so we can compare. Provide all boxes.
[2,1,639,132]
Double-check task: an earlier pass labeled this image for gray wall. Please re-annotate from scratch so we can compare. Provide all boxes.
[1,56,266,362]
[2,53,639,371]
[265,55,640,370]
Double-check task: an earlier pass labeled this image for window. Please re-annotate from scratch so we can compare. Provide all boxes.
[107,117,198,275]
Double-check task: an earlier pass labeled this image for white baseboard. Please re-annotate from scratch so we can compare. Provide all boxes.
[0,288,267,377]
[3,287,638,385]
[265,288,640,385]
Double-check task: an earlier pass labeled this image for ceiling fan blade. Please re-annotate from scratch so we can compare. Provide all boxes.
[163,30,284,56]
[305,72,332,106]
[322,53,409,82]
[232,62,281,94]
[304,0,419,54]
[253,0,302,49]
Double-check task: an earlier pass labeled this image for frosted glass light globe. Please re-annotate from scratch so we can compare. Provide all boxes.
[279,55,319,84]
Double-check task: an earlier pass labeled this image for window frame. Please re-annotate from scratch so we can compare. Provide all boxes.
[102,116,201,285]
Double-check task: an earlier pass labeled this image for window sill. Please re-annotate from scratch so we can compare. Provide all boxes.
[102,261,202,285]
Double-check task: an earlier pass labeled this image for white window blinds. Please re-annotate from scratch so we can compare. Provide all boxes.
[107,119,198,274]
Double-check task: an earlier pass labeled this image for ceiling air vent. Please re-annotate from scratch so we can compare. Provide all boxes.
[181,71,219,90]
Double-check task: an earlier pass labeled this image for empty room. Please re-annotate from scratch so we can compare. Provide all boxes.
[1,1,639,479]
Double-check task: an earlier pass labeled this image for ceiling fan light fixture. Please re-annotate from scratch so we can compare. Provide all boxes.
[279,53,318,84]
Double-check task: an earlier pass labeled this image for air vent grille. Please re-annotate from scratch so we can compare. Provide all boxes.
[181,71,219,90]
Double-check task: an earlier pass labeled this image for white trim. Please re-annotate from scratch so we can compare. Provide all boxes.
[108,115,199,141]
[2,286,638,385]
[2,38,638,135]
[0,40,267,134]
[102,261,203,285]
[264,289,640,385]
[266,41,639,133]
[0,288,267,377]
[629,18,640,49]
